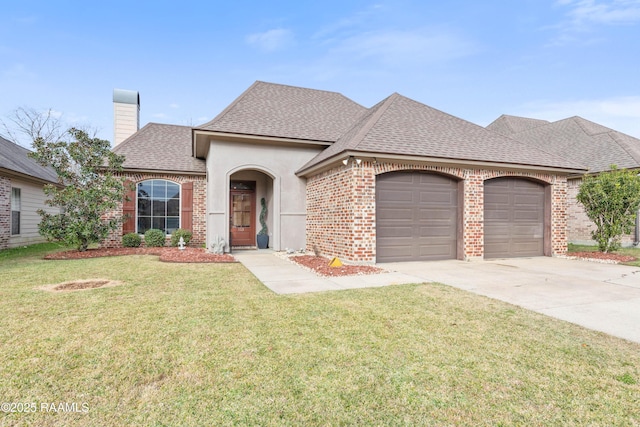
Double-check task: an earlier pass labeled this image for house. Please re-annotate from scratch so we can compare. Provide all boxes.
[105,82,586,262]
[0,135,60,250]
[487,115,640,247]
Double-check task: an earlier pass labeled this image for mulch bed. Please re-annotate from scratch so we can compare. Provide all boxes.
[567,251,637,264]
[289,255,384,277]
[44,247,237,263]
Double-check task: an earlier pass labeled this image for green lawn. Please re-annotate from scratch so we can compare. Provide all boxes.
[568,243,640,267]
[1,245,639,426]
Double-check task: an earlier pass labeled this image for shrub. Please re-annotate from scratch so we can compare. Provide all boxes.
[144,229,166,247]
[122,233,141,248]
[170,229,193,247]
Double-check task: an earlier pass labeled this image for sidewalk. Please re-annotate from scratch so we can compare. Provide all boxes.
[233,250,421,294]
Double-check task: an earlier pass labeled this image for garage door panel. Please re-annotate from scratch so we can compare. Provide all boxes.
[378,189,414,203]
[485,177,545,258]
[377,172,458,262]
[378,207,413,221]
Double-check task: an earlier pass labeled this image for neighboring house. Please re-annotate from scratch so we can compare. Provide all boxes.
[487,115,640,247]
[105,81,586,262]
[0,136,60,250]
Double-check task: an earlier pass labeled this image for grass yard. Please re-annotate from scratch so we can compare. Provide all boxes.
[568,243,640,267]
[1,245,639,426]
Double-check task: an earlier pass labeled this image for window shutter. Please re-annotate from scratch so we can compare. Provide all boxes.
[181,182,193,231]
[122,180,136,234]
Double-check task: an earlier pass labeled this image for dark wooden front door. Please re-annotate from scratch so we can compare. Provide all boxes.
[230,187,256,247]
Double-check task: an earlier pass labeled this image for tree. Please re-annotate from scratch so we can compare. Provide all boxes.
[576,165,640,253]
[3,107,129,251]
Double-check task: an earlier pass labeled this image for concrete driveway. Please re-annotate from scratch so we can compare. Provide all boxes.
[384,257,640,344]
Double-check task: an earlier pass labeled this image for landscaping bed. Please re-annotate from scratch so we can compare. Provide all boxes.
[44,247,236,263]
[288,254,384,276]
[566,251,637,264]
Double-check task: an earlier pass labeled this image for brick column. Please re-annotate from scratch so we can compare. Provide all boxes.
[551,176,568,256]
[463,170,484,260]
[0,177,11,250]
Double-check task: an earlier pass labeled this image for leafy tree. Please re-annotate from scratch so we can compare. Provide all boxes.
[29,127,128,251]
[576,165,640,253]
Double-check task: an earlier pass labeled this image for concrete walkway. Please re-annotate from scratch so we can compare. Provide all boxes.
[233,250,419,294]
[235,250,640,344]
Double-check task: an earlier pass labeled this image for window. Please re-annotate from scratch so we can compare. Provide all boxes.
[11,188,20,235]
[137,179,180,234]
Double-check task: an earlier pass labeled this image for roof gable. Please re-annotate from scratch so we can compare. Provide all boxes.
[487,115,550,136]
[299,94,585,174]
[196,81,367,142]
[114,123,205,173]
[0,136,59,183]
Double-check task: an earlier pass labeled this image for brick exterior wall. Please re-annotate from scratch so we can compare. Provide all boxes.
[0,176,10,250]
[102,172,206,248]
[567,177,637,246]
[306,161,568,263]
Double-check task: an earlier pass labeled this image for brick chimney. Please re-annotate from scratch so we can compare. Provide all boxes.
[113,89,140,146]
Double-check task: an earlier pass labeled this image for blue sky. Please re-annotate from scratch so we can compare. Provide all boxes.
[2,0,640,146]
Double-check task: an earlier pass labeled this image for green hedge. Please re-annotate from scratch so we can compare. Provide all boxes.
[144,229,166,247]
[170,229,193,247]
[122,233,142,248]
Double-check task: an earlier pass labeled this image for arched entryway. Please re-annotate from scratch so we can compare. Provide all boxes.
[228,169,275,249]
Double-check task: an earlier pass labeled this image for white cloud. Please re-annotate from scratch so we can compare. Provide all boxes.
[328,28,476,65]
[169,103,179,109]
[516,96,640,137]
[560,0,640,26]
[246,28,294,52]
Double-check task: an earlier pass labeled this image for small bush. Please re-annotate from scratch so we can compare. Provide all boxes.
[122,233,142,248]
[144,229,166,247]
[170,229,193,247]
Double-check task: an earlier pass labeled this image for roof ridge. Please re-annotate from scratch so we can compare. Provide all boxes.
[609,131,640,166]
[196,81,260,128]
[347,93,400,150]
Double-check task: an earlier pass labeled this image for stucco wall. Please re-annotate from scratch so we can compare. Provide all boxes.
[306,161,569,263]
[206,139,323,252]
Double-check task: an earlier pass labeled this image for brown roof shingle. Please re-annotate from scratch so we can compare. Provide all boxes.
[0,136,59,184]
[487,114,550,136]
[197,81,367,142]
[492,116,640,173]
[114,123,205,173]
[298,94,586,174]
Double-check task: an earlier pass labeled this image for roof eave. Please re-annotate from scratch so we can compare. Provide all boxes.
[192,129,333,159]
[296,151,588,177]
[0,167,62,187]
[119,167,206,176]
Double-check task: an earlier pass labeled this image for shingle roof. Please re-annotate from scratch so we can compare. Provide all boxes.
[298,94,586,174]
[0,135,59,184]
[492,116,640,173]
[487,114,550,136]
[196,81,367,142]
[114,123,205,173]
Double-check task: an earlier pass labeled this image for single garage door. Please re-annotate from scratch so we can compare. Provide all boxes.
[484,177,545,258]
[376,172,458,262]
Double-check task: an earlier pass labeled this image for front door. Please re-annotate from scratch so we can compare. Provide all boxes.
[230,182,256,247]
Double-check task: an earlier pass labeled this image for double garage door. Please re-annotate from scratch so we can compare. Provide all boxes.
[376,172,545,262]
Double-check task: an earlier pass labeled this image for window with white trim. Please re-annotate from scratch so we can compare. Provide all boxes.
[137,179,180,234]
[11,188,21,235]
